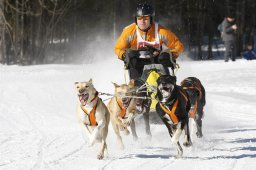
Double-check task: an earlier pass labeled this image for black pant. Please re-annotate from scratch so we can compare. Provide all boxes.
[224,40,236,61]
[128,52,172,80]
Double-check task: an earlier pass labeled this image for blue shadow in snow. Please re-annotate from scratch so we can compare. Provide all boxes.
[233,146,256,152]
[229,138,256,144]
[118,153,171,159]
[135,154,171,159]
[219,128,256,134]
[183,153,256,160]
[202,154,256,160]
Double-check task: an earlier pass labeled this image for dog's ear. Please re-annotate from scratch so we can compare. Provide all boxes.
[169,75,177,85]
[112,82,120,88]
[173,76,177,84]
[89,79,92,83]
[74,82,79,90]
[128,79,135,88]
[156,76,162,85]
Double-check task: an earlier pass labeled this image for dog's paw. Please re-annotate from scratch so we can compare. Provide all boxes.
[174,154,183,159]
[146,134,152,141]
[124,122,131,127]
[119,123,127,131]
[123,129,130,135]
[183,141,192,147]
[196,131,203,138]
[146,130,152,137]
[133,135,138,141]
[97,154,104,160]
[123,120,131,126]
[174,149,183,159]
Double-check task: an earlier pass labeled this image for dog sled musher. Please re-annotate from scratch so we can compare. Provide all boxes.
[113,1,184,149]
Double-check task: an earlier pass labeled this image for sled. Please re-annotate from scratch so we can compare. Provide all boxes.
[133,48,177,110]
[138,64,168,109]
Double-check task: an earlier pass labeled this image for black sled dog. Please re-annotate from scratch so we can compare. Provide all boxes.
[155,75,192,158]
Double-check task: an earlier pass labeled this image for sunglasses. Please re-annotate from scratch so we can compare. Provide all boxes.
[137,16,150,20]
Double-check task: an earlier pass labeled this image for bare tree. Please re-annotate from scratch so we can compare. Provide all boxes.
[0,0,4,63]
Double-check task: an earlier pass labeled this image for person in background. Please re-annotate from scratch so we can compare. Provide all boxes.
[242,44,256,60]
[114,2,184,80]
[220,13,238,62]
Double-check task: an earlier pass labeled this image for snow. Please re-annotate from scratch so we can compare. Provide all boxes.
[1,58,256,170]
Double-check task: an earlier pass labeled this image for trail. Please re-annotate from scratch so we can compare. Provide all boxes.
[0,59,256,170]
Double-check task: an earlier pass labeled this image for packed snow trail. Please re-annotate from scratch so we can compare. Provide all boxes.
[0,59,256,170]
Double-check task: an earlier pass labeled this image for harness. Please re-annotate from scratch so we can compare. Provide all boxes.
[80,92,99,126]
[108,96,131,119]
[116,97,130,119]
[182,79,203,100]
[181,79,202,118]
[160,99,179,124]
[159,90,188,124]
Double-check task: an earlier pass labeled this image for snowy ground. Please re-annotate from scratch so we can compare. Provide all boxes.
[0,58,256,170]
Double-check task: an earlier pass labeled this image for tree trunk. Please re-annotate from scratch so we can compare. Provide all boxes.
[206,0,213,59]
[236,1,245,57]
[0,0,5,64]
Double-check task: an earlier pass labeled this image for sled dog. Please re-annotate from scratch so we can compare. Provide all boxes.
[75,79,110,160]
[155,75,192,158]
[107,80,137,149]
[181,77,206,138]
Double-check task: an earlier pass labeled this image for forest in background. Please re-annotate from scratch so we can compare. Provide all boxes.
[0,0,255,65]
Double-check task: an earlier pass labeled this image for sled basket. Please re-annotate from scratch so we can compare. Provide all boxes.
[140,64,168,109]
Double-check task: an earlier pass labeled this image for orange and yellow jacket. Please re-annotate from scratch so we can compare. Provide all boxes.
[114,23,184,60]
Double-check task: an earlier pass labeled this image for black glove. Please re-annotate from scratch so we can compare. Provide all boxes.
[145,44,160,57]
[122,54,129,69]
[126,49,140,58]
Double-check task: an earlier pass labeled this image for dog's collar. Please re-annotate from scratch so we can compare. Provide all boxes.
[161,98,175,106]
[115,97,130,119]
[89,91,99,103]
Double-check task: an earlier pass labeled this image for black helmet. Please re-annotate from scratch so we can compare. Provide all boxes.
[136,3,155,17]
[135,3,154,25]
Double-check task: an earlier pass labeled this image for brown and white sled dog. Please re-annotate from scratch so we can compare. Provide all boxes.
[75,79,110,160]
[107,80,137,149]
[181,77,206,138]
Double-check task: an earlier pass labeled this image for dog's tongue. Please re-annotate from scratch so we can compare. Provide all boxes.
[79,95,87,106]
[81,99,87,106]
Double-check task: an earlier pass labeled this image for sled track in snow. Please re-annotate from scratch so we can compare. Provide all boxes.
[20,109,46,170]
